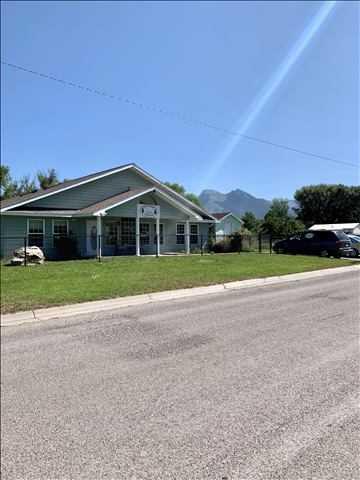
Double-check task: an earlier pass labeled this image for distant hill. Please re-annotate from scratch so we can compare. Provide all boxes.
[199,189,272,218]
[199,189,298,218]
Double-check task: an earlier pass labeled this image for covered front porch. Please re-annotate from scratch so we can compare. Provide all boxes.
[87,216,209,258]
[79,187,214,258]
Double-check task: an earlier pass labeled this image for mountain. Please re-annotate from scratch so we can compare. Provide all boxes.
[199,189,272,218]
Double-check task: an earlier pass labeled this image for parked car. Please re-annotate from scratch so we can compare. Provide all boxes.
[273,230,353,258]
[347,234,360,257]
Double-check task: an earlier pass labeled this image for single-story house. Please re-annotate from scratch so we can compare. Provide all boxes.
[309,223,360,236]
[0,163,216,259]
[211,212,242,237]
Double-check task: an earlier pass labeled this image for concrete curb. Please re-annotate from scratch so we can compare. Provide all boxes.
[2,264,359,327]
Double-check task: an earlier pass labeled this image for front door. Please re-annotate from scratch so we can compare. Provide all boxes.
[86,220,98,256]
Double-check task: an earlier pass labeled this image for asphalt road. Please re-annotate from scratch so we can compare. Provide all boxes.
[1,270,359,480]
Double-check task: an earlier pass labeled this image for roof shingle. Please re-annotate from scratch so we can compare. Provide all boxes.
[0,163,133,210]
[75,187,153,216]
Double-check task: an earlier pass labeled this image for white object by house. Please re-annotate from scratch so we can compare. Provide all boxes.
[309,223,360,235]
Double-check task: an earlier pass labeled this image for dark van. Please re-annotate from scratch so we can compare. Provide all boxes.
[273,230,353,258]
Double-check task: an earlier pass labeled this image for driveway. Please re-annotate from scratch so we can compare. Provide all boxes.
[1,270,359,479]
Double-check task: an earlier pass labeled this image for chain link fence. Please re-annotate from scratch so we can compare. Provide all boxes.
[0,232,282,264]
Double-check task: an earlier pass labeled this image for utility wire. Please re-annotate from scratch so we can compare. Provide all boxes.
[1,60,358,169]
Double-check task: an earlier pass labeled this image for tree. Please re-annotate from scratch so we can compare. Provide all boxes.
[294,184,360,227]
[164,182,186,196]
[262,199,304,237]
[241,211,261,233]
[0,165,17,199]
[185,192,201,207]
[165,181,202,207]
[1,165,62,199]
[16,175,37,195]
[37,168,59,190]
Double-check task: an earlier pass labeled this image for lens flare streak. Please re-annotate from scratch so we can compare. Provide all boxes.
[200,1,337,190]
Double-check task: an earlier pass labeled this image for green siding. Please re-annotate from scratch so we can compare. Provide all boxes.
[216,216,242,235]
[1,216,27,259]
[0,215,88,260]
[0,215,212,258]
[106,192,191,220]
[27,169,153,210]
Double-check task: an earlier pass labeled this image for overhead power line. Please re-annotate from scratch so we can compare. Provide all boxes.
[1,60,358,169]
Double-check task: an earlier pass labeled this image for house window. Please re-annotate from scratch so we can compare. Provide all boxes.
[28,218,45,248]
[153,224,164,244]
[121,218,136,245]
[176,223,185,245]
[140,223,150,245]
[53,219,69,236]
[53,219,69,247]
[190,224,199,244]
[104,222,118,246]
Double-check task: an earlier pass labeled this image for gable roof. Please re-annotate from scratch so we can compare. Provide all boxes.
[74,187,203,219]
[211,211,242,223]
[1,163,215,220]
[75,187,152,216]
[211,212,231,220]
[0,163,133,211]
[1,187,203,219]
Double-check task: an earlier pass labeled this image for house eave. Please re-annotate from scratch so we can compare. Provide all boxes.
[0,164,135,213]
[1,210,78,217]
[0,163,216,221]
[94,187,204,220]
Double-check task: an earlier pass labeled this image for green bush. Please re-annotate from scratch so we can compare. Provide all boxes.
[212,238,232,253]
[212,233,243,253]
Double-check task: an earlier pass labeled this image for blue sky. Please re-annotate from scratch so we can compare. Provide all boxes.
[1,1,358,200]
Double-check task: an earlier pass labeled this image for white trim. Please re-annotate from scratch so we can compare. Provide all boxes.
[103,221,119,247]
[0,165,134,213]
[86,219,98,256]
[153,222,164,245]
[27,218,45,247]
[176,222,186,245]
[2,210,76,217]
[95,188,155,216]
[97,216,102,258]
[52,218,69,235]
[190,223,200,244]
[1,164,216,220]
[185,220,190,254]
[27,218,45,235]
[150,189,202,220]
[216,212,242,224]
[156,217,160,254]
[137,203,160,219]
[52,218,69,248]
[140,222,151,246]
[130,165,217,221]
[96,187,202,219]
[136,215,140,256]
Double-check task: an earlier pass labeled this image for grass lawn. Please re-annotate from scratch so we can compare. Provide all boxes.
[1,253,354,314]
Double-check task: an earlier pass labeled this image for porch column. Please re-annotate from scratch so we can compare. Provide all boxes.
[185,220,190,255]
[156,215,160,256]
[96,215,102,259]
[136,215,140,256]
